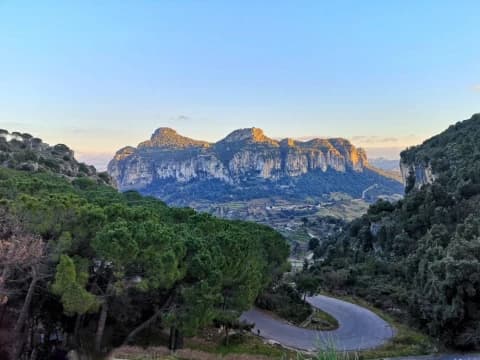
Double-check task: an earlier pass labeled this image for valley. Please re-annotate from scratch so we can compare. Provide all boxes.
[108,127,404,251]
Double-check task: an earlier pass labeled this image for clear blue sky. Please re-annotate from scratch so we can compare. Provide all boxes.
[1,1,479,167]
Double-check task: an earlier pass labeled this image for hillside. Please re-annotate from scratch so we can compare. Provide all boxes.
[400,114,480,192]
[0,129,111,185]
[308,113,480,348]
[0,131,289,359]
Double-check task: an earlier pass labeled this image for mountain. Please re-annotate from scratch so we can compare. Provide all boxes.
[310,114,480,348]
[108,127,403,207]
[0,129,111,185]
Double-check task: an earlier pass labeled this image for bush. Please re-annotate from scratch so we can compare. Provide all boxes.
[256,284,312,324]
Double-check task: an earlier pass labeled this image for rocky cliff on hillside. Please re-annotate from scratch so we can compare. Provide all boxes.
[108,127,403,205]
[399,114,480,191]
[318,114,480,348]
[0,129,111,184]
[398,113,480,194]
[109,127,372,188]
[399,161,435,189]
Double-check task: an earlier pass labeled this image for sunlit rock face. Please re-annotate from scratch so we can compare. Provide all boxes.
[108,127,370,190]
[138,127,211,149]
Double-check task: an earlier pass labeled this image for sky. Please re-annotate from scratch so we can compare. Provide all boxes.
[1,1,479,169]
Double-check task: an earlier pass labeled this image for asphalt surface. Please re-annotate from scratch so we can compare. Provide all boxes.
[240,294,395,351]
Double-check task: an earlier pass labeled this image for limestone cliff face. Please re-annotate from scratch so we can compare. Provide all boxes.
[399,161,436,189]
[228,150,282,179]
[399,146,437,189]
[108,127,370,190]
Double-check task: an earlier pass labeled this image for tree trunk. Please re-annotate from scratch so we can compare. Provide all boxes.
[122,307,162,346]
[122,291,175,346]
[168,326,176,351]
[94,278,114,353]
[168,327,184,351]
[13,266,38,359]
[174,328,183,350]
[29,347,37,360]
[73,314,83,347]
[0,266,10,307]
[94,300,109,352]
[0,267,8,286]
[0,299,7,323]
[225,327,230,345]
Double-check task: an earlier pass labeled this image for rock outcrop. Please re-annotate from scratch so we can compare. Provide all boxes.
[108,127,371,190]
[0,129,111,185]
[399,161,436,189]
[399,114,480,191]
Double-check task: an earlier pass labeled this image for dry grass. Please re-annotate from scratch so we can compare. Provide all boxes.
[109,345,276,360]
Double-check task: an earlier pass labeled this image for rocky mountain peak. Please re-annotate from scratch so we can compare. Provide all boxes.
[138,127,210,149]
[220,127,278,146]
[151,127,179,140]
[114,146,136,161]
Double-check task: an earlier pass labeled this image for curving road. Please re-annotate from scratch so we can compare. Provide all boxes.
[240,295,395,352]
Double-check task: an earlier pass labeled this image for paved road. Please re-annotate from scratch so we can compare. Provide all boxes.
[240,295,395,351]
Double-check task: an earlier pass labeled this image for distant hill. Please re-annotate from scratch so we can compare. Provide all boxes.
[108,127,404,208]
[369,157,400,172]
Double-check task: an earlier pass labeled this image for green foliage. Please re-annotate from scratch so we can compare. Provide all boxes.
[143,168,403,206]
[295,273,320,300]
[256,283,312,324]
[52,255,99,316]
[313,114,480,349]
[0,161,289,352]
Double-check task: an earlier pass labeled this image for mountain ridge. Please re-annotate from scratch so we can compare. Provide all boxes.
[108,127,403,206]
[109,127,401,186]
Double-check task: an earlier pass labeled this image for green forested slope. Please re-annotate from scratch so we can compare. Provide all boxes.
[310,114,480,348]
[0,141,289,358]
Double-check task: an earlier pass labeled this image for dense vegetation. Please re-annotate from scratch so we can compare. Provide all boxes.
[256,283,312,324]
[307,114,480,348]
[144,167,403,206]
[0,141,289,359]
